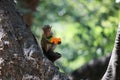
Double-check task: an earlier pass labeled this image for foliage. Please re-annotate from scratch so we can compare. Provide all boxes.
[31,0,120,73]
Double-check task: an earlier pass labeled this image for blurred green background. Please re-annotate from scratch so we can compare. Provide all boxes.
[18,0,120,74]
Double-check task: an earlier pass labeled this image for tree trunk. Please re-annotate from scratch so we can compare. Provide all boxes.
[102,24,120,80]
[17,0,39,26]
[71,54,110,80]
[0,0,69,80]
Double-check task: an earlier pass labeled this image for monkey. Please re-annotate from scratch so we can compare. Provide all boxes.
[41,25,61,62]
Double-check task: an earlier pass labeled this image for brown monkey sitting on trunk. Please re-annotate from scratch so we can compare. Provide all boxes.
[41,25,61,62]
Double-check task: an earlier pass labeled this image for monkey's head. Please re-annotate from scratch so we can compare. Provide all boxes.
[42,25,53,38]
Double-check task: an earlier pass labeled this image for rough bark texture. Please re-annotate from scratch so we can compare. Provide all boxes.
[0,0,69,80]
[70,54,110,80]
[102,24,120,80]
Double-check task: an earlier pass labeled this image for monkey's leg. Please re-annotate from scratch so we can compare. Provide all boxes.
[47,50,61,62]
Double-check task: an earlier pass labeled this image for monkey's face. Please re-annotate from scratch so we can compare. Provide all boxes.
[44,28,53,37]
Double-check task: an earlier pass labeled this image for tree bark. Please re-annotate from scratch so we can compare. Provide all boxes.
[70,54,110,80]
[102,24,120,80]
[0,0,69,80]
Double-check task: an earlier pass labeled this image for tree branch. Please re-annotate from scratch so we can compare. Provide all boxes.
[102,24,120,80]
